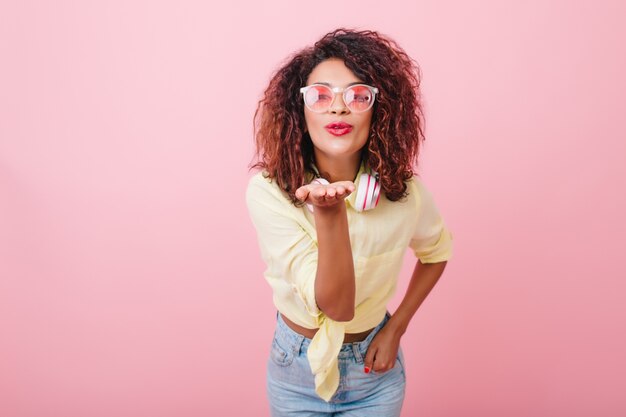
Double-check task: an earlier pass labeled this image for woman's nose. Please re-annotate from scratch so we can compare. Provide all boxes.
[329,95,349,114]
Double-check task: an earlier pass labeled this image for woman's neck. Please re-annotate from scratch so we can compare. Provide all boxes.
[313,152,362,183]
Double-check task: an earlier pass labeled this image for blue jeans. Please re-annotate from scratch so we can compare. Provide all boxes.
[266,310,406,416]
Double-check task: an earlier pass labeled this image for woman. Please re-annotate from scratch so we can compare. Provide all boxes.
[246,28,454,416]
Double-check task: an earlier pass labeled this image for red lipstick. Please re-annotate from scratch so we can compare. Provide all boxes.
[325,122,353,136]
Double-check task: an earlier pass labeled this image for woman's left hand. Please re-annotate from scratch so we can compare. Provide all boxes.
[363,323,402,374]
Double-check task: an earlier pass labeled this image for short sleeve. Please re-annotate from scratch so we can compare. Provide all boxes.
[245,174,322,318]
[408,178,454,263]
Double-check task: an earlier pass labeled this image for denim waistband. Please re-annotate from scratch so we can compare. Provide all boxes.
[273,310,391,361]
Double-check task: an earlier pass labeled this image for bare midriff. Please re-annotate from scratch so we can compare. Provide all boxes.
[280,312,375,343]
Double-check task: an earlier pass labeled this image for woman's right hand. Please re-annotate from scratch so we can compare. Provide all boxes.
[295,181,356,210]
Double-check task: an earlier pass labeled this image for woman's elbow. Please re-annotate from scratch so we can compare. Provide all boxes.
[318,303,355,322]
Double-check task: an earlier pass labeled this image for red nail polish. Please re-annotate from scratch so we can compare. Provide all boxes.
[364,366,370,373]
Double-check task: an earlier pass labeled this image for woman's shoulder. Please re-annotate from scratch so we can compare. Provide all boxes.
[401,173,435,206]
[249,168,289,190]
[247,170,275,195]
[246,170,292,207]
[402,173,421,195]
[405,172,423,185]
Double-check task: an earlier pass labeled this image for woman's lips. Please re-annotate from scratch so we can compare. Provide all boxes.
[325,122,353,136]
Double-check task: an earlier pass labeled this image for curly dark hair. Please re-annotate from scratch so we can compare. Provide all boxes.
[249,28,426,206]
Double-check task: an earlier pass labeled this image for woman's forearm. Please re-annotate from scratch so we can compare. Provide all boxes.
[386,260,448,335]
[313,203,355,321]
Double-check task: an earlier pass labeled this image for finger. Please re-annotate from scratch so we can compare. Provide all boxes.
[374,351,395,373]
[373,354,388,373]
[313,188,327,199]
[364,345,377,374]
[295,187,309,201]
[338,181,356,193]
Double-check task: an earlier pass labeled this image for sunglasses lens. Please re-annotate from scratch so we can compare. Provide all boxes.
[345,85,374,112]
[303,84,376,112]
[303,85,334,112]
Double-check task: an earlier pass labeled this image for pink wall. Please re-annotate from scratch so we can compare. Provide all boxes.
[1,1,625,416]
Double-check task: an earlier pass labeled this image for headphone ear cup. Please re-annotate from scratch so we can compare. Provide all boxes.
[355,172,381,212]
[355,173,372,212]
[369,176,381,210]
[306,177,330,213]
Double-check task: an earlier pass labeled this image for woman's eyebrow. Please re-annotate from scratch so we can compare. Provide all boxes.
[312,81,364,87]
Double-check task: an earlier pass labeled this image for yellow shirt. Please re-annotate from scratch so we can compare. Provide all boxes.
[245,161,453,402]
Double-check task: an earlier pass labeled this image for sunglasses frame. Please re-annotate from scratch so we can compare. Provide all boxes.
[299,83,379,113]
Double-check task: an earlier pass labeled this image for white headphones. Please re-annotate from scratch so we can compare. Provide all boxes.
[306,163,381,213]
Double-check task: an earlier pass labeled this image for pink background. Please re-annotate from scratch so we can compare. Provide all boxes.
[1,1,625,416]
